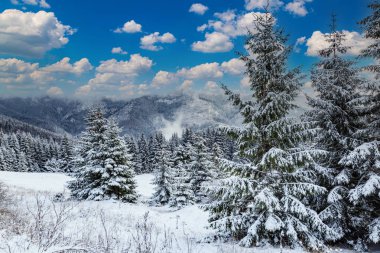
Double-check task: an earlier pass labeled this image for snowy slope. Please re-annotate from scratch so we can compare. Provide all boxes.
[0,172,352,253]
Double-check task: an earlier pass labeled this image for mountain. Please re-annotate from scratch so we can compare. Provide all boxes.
[0,93,242,137]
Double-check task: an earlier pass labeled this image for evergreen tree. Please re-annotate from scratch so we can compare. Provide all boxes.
[204,13,338,251]
[136,134,149,173]
[169,144,193,208]
[101,120,137,202]
[305,16,368,248]
[68,107,109,200]
[151,142,173,205]
[189,135,214,203]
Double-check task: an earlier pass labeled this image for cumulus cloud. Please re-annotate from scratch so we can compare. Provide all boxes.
[152,71,178,87]
[46,86,63,96]
[240,76,250,88]
[189,3,208,15]
[0,57,91,86]
[77,54,153,96]
[221,58,245,75]
[205,80,218,89]
[285,0,313,17]
[140,32,176,51]
[114,20,142,33]
[177,62,223,79]
[41,57,93,74]
[306,30,373,56]
[111,47,128,55]
[180,80,193,90]
[294,36,306,53]
[193,10,272,53]
[245,0,284,11]
[0,9,74,57]
[192,32,233,53]
[11,0,50,8]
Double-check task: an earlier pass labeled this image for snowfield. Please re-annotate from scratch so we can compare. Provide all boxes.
[0,172,353,253]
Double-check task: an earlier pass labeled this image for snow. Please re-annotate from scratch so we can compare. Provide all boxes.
[0,172,355,253]
[0,171,71,192]
[135,173,155,199]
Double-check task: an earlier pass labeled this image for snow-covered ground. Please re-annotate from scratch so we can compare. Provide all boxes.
[0,172,353,253]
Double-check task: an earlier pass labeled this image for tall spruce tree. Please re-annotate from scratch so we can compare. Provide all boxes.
[305,16,369,249]
[189,135,214,203]
[334,4,380,249]
[102,120,137,202]
[204,13,338,250]
[68,107,109,200]
[151,141,173,205]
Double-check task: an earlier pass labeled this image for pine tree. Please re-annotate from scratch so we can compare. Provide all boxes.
[151,141,173,205]
[332,5,380,249]
[204,13,338,250]
[189,135,214,203]
[169,144,193,208]
[360,1,380,78]
[136,134,148,174]
[101,120,137,202]
[305,16,369,248]
[60,135,74,172]
[68,107,109,200]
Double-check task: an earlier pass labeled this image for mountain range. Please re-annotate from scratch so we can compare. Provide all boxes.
[0,93,242,138]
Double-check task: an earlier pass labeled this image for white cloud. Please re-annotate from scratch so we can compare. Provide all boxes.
[189,3,208,15]
[245,0,284,11]
[306,30,373,56]
[294,36,306,53]
[0,58,38,84]
[0,57,91,86]
[180,80,193,90]
[114,20,142,33]
[46,86,63,96]
[111,47,128,55]
[285,0,312,17]
[221,58,245,75]
[41,57,93,75]
[205,80,218,89]
[152,70,178,87]
[140,32,176,51]
[78,54,153,96]
[0,9,74,57]
[178,62,223,79]
[96,54,152,76]
[11,0,50,8]
[191,32,233,53]
[193,11,273,53]
[240,76,250,88]
[199,11,272,38]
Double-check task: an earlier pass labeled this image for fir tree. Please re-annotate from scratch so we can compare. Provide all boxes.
[151,141,173,205]
[101,120,137,202]
[305,16,367,248]
[204,13,338,251]
[189,135,214,203]
[68,107,109,200]
[169,144,194,208]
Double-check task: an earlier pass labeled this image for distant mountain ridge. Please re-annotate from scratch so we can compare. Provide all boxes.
[0,93,242,137]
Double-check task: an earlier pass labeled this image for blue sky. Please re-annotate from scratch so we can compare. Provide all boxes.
[0,0,370,99]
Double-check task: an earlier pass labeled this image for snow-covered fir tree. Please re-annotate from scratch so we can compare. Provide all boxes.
[102,120,137,202]
[69,108,137,202]
[331,5,380,249]
[151,140,173,205]
[169,143,194,208]
[136,134,149,173]
[189,135,214,203]
[204,13,338,251]
[304,16,372,249]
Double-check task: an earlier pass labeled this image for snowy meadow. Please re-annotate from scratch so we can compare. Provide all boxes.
[0,171,312,253]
